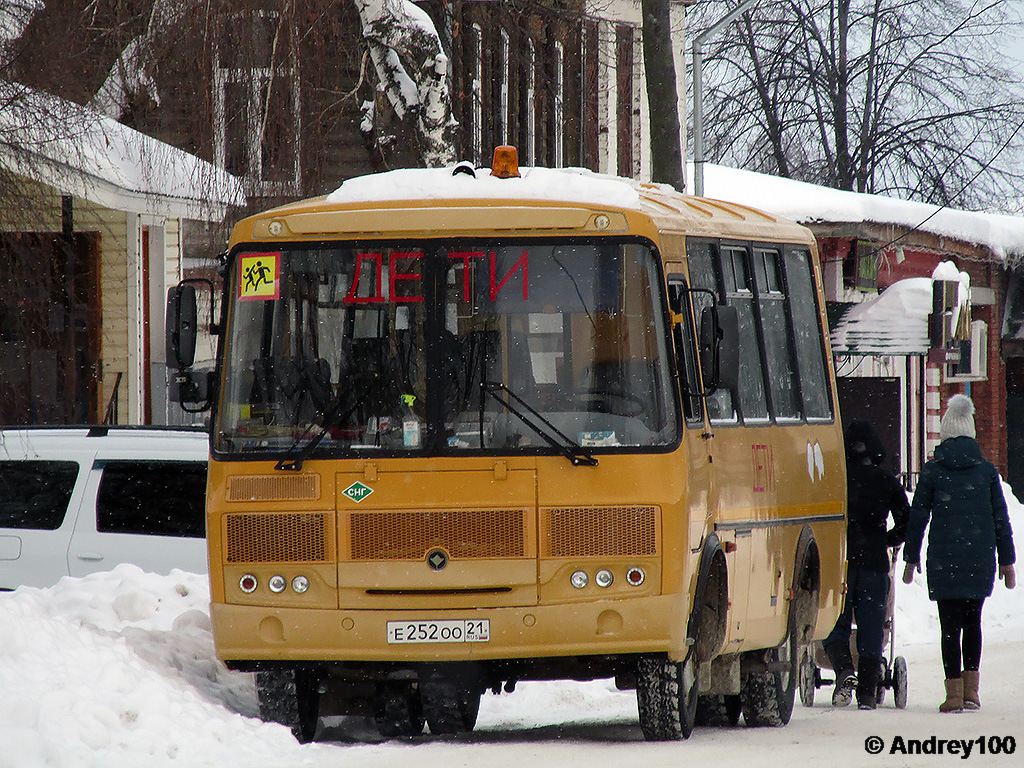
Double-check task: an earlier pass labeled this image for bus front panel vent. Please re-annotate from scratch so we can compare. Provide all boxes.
[225,512,330,563]
[226,474,321,502]
[541,506,659,558]
[349,509,526,560]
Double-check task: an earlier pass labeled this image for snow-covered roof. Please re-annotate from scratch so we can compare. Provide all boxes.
[697,163,1024,263]
[0,83,244,221]
[830,262,971,356]
[327,165,642,209]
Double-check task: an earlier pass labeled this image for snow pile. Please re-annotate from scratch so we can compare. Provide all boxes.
[327,165,640,209]
[0,567,298,768]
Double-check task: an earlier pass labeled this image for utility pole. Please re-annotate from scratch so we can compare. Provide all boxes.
[693,0,759,197]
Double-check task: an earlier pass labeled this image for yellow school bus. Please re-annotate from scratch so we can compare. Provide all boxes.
[167,148,845,742]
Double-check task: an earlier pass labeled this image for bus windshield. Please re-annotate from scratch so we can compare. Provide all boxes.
[216,239,680,457]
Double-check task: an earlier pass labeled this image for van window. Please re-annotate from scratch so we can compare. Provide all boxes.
[96,461,207,538]
[0,460,79,529]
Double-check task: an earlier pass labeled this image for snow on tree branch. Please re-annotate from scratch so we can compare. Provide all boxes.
[90,0,201,118]
[355,0,455,167]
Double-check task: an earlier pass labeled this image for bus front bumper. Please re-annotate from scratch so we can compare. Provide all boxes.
[211,594,684,664]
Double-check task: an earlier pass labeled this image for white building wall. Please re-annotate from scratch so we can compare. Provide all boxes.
[589,0,690,182]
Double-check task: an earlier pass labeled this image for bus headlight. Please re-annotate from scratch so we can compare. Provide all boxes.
[239,574,258,593]
[292,575,310,593]
[570,570,589,589]
[268,575,287,593]
[595,569,614,588]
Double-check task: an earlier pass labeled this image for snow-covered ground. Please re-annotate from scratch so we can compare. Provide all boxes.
[2,488,1022,768]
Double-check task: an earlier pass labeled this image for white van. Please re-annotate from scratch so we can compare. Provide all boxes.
[0,426,209,590]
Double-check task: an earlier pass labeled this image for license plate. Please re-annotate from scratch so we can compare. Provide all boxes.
[387,619,490,644]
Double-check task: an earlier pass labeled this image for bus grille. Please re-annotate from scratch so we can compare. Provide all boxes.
[225,512,329,563]
[349,510,526,560]
[542,506,658,558]
[226,474,320,501]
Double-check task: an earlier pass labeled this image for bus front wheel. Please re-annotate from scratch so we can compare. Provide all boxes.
[255,667,321,743]
[636,653,699,740]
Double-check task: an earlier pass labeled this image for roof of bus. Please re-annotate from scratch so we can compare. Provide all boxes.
[234,165,815,246]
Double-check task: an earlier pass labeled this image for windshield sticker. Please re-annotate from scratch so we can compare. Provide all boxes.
[239,253,281,301]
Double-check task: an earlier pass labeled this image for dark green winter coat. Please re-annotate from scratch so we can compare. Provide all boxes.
[904,436,1015,601]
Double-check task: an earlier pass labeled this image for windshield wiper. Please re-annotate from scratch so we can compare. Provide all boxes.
[275,378,373,471]
[480,381,598,467]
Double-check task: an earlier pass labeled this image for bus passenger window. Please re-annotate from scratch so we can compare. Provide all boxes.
[686,241,736,422]
[784,247,833,419]
[722,246,768,422]
[755,248,800,420]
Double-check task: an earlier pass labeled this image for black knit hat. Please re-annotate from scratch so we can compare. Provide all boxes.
[844,419,886,465]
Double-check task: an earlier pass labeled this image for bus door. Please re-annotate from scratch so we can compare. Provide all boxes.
[683,242,756,646]
[667,274,715,556]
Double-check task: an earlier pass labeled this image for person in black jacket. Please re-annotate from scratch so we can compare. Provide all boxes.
[902,394,1016,713]
[824,420,909,709]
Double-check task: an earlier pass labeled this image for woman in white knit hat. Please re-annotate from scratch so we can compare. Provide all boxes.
[902,394,1016,712]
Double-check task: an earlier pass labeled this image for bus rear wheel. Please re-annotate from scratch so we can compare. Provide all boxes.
[636,653,699,740]
[374,681,425,739]
[420,677,482,735]
[741,633,798,727]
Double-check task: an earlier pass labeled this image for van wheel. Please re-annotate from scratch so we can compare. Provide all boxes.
[742,633,798,727]
[637,653,699,740]
[256,667,320,743]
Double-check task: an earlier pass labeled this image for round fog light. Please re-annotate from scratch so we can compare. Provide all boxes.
[595,569,614,588]
[292,575,310,593]
[239,574,258,593]
[268,575,286,593]
[626,566,646,586]
[570,570,589,589]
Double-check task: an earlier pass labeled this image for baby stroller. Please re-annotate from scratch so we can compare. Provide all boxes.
[799,550,908,708]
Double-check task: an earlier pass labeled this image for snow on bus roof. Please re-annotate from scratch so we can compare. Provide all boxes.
[326,165,642,209]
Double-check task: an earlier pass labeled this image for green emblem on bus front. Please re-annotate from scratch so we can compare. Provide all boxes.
[342,481,374,503]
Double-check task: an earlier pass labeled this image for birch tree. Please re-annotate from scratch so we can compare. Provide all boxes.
[691,0,1024,210]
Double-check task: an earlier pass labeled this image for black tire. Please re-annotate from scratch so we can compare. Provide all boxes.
[694,694,742,727]
[255,667,320,744]
[893,656,908,709]
[421,677,482,735]
[636,654,699,740]
[374,682,425,739]
[798,646,816,707]
[742,632,798,727]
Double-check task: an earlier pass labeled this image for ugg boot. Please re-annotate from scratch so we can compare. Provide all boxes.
[962,670,980,710]
[939,678,964,713]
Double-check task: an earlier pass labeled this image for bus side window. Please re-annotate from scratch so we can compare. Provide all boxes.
[667,277,703,423]
[686,240,736,422]
[784,246,834,420]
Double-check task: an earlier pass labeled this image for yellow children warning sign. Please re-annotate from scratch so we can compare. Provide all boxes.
[238,253,281,301]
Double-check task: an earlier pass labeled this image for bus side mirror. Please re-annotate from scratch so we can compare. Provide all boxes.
[700,304,739,393]
[166,284,198,369]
